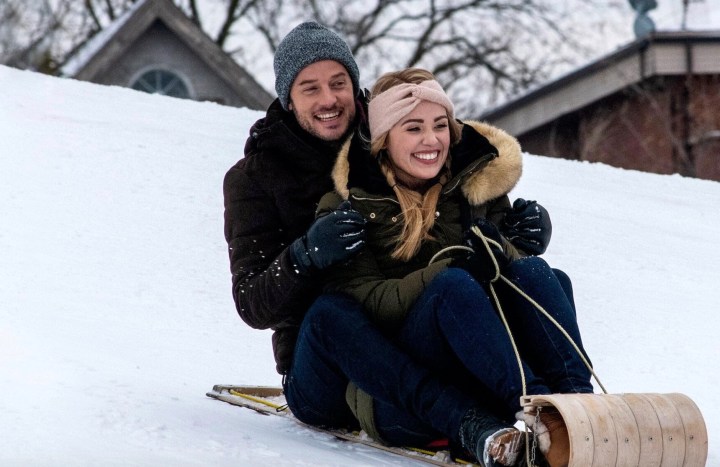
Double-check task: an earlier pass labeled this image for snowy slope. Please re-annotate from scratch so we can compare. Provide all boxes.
[0,65,717,466]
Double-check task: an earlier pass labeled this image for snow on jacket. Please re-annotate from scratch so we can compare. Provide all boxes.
[223,97,365,374]
[317,120,523,439]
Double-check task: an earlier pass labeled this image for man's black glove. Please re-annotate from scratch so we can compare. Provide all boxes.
[290,200,366,275]
[451,218,510,284]
[502,198,552,256]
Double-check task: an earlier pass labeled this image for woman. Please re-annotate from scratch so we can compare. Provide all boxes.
[317,68,593,466]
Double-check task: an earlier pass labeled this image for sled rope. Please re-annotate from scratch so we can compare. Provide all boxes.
[432,231,610,466]
[496,274,608,395]
[468,225,608,467]
[487,281,527,395]
[467,224,608,394]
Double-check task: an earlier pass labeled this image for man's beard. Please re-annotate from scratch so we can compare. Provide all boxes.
[293,107,356,144]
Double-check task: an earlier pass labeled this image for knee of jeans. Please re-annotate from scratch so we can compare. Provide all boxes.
[507,255,552,278]
[551,268,573,290]
[302,293,367,340]
[435,267,477,289]
[306,293,362,321]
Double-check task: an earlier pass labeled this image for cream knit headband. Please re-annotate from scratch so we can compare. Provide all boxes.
[368,80,454,144]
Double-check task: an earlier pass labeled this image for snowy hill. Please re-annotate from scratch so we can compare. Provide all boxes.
[1,65,717,466]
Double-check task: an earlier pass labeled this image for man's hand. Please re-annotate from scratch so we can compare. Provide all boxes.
[291,200,366,275]
[502,198,552,256]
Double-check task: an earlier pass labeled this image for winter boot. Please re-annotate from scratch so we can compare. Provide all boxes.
[484,428,525,466]
[488,429,552,467]
[459,407,526,466]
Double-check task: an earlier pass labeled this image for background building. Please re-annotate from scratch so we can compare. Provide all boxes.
[480,31,720,181]
[60,0,273,110]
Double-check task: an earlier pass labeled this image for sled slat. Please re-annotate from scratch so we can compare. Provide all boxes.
[599,395,640,467]
[211,384,284,398]
[645,394,686,467]
[578,394,618,466]
[665,393,708,466]
[524,394,594,467]
[620,393,663,467]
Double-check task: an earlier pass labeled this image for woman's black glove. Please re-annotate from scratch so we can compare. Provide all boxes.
[290,200,366,275]
[502,198,552,255]
[452,218,509,284]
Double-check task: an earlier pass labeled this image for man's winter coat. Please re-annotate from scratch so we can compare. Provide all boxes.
[223,98,362,374]
[317,120,524,438]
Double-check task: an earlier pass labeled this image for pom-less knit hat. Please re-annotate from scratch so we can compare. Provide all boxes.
[273,22,360,111]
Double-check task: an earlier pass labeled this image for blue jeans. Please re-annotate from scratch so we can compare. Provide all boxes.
[284,293,480,446]
[392,258,592,415]
[285,256,592,447]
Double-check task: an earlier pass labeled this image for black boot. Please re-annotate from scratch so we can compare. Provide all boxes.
[458,407,522,466]
[459,406,550,467]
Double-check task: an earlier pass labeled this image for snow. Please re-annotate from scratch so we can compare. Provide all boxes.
[1,64,717,466]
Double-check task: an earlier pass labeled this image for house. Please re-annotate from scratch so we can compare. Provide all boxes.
[60,0,273,110]
[479,31,720,181]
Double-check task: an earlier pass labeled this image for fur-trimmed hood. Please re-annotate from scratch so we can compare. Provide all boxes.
[331,120,522,206]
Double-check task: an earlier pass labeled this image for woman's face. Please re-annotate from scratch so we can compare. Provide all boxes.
[385,101,450,190]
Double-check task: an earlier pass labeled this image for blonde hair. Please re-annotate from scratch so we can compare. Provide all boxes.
[369,68,462,261]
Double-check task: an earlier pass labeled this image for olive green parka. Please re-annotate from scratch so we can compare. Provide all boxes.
[319,120,524,331]
[316,120,524,441]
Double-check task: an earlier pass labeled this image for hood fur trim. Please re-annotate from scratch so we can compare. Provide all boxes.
[460,120,522,206]
[331,120,522,205]
[332,137,353,199]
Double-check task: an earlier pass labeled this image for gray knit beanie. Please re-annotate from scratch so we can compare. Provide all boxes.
[274,22,360,111]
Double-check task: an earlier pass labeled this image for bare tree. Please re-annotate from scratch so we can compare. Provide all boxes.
[233,0,626,116]
[1,0,625,116]
[0,0,61,72]
[0,0,131,73]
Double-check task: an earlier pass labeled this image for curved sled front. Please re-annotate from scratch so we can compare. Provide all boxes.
[521,393,707,467]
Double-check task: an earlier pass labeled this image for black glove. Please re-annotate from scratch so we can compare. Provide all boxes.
[502,198,552,256]
[290,200,366,275]
[452,218,509,284]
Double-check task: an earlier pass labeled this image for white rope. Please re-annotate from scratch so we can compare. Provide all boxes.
[488,281,527,396]
[428,229,608,390]
[464,225,608,393]
[467,226,537,466]
[428,245,473,265]
[467,225,609,466]
[497,275,608,395]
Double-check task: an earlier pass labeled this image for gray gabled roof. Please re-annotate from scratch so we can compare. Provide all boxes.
[479,30,720,136]
[60,0,273,109]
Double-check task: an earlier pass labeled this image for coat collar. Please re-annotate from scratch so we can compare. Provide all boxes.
[331,120,522,206]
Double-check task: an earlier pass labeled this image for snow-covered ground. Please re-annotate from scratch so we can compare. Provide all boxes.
[1,65,717,466]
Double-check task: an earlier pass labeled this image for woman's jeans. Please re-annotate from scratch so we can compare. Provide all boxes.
[284,256,592,447]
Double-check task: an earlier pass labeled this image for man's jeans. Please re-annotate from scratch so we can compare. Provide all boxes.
[284,293,477,445]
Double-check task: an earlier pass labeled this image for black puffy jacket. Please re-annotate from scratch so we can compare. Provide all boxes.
[223,98,365,374]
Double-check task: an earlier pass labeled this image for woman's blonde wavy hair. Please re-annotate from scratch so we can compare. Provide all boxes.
[369,68,462,261]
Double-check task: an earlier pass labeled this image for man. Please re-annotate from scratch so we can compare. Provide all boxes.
[224,21,366,377]
[223,22,554,467]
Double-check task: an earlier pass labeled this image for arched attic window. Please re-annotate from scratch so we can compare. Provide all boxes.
[130,68,191,99]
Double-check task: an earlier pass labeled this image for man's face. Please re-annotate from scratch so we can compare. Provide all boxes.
[288,60,356,142]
